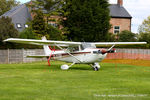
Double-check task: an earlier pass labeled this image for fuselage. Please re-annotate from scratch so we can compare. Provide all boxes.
[51,48,107,64]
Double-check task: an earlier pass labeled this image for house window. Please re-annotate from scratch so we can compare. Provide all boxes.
[24,24,29,28]
[16,23,22,28]
[114,26,120,34]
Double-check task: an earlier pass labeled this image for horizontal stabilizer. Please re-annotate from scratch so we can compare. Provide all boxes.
[27,55,49,58]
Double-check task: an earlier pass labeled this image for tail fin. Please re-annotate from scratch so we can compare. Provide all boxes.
[42,36,51,55]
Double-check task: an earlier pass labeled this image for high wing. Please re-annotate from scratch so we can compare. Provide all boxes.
[91,42,147,46]
[3,38,82,47]
[4,38,147,47]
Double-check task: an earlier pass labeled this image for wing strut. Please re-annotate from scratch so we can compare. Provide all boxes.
[55,44,82,63]
[108,44,115,50]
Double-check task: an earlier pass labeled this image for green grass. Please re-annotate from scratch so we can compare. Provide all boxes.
[0,61,150,100]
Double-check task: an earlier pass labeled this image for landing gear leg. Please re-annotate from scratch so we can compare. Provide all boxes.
[69,62,76,67]
[90,62,100,71]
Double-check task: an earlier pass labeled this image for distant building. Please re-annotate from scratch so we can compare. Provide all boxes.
[0,4,32,32]
[109,0,132,34]
[0,0,131,33]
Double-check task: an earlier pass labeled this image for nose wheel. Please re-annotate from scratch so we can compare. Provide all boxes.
[90,62,100,71]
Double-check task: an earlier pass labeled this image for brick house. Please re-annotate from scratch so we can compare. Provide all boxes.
[0,0,132,33]
[109,0,132,34]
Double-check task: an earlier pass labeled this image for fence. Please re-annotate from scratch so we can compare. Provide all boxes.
[0,49,46,64]
[107,49,150,60]
[0,48,150,64]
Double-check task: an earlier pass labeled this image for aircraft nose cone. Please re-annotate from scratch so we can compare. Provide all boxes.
[101,50,107,54]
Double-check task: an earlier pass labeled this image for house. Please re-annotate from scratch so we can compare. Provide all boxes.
[109,0,132,33]
[0,0,131,33]
[0,4,32,32]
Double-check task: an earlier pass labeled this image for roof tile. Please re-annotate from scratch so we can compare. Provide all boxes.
[109,4,132,18]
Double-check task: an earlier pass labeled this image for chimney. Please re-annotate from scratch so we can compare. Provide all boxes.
[117,0,123,6]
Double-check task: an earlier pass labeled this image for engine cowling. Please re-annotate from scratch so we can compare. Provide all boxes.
[93,49,116,55]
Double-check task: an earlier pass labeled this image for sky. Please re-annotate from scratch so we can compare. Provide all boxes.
[17,0,150,33]
[16,0,29,3]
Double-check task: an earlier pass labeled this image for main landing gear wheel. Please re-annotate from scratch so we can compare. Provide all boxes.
[93,67,99,71]
[91,62,100,71]
[61,64,69,70]
[60,62,75,70]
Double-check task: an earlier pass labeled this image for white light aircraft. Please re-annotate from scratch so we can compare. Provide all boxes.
[4,37,146,71]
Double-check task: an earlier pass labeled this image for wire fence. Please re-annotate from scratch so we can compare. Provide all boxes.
[0,48,150,64]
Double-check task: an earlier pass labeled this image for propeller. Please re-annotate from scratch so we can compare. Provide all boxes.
[93,45,116,55]
[101,48,116,54]
[93,48,116,55]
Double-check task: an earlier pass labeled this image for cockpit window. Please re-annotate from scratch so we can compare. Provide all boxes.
[81,43,96,50]
[68,46,79,52]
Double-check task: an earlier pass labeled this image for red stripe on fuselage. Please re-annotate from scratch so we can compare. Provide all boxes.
[51,51,91,58]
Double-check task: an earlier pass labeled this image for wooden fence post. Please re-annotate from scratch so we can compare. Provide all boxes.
[22,48,24,63]
[7,49,9,64]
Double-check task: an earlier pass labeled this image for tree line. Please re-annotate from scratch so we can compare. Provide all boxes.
[0,0,150,49]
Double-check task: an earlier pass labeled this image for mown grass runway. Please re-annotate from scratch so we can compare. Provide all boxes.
[0,61,150,100]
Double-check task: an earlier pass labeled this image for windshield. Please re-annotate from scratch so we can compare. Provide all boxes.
[81,43,96,50]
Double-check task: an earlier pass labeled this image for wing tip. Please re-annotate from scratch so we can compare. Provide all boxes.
[3,38,15,42]
[3,39,9,42]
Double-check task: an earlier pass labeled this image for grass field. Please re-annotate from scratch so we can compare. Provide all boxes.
[0,60,150,100]
[103,59,150,67]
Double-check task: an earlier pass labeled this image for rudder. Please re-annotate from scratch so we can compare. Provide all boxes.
[42,36,51,55]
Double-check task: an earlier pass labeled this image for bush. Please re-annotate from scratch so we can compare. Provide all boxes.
[138,33,150,44]
[20,27,37,39]
[117,30,137,42]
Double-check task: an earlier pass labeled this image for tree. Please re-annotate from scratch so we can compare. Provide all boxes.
[138,16,150,33]
[29,0,62,23]
[138,16,150,44]
[0,16,19,49]
[60,0,111,42]
[28,0,63,39]
[118,30,137,42]
[31,10,47,38]
[46,24,62,40]
[0,16,19,41]
[138,33,150,44]
[0,0,20,16]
